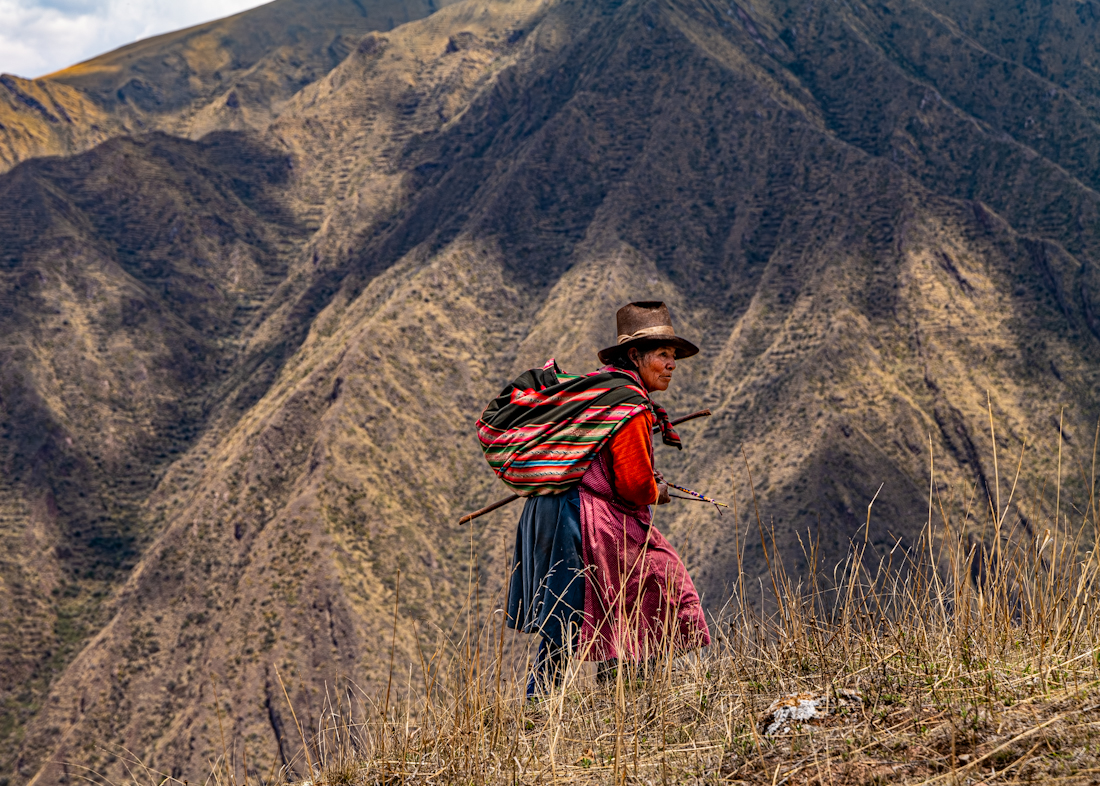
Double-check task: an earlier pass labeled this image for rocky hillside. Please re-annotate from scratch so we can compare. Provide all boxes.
[2,0,1100,783]
[0,0,460,172]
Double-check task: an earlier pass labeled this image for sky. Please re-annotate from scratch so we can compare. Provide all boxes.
[0,0,270,78]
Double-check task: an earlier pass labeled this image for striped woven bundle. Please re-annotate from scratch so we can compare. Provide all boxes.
[476,359,681,496]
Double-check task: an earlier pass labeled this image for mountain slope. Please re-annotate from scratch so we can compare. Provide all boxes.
[0,131,305,776]
[0,0,462,174]
[0,76,128,173]
[2,0,1099,783]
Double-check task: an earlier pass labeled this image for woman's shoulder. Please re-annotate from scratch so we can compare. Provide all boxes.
[614,408,655,442]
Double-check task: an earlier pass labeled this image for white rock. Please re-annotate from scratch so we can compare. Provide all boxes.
[764,693,826,735]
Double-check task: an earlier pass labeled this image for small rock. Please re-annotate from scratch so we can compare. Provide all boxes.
[763,692,826,735]
[763,690,861,735]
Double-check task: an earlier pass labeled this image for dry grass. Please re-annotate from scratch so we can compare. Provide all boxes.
[168,416,1100,784]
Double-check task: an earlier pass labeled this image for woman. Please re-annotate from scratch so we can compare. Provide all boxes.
[477,302,710,695]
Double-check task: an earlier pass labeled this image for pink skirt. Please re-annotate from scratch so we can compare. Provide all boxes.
[577,451,710,661]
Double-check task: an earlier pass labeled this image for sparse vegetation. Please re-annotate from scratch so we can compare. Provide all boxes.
[124,418,1100,785]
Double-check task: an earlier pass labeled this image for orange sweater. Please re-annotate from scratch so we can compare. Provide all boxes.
[608,411,659,506]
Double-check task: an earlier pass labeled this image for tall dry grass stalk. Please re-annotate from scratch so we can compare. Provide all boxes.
[189,413,1100,784]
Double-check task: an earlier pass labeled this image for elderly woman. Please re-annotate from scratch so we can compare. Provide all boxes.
[477,302,710,695]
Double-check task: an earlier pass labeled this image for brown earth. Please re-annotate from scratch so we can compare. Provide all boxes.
[0,0,462,174]
[2,0,1100,783]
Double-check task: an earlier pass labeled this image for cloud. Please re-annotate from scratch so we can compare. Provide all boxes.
[0,0,269,79]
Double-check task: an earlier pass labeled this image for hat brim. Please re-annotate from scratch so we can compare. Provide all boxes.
[598,335,699,365]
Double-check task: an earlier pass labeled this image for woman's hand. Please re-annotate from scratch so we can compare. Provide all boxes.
[654,470,670,504]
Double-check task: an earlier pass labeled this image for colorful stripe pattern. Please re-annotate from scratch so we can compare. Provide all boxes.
[477,359,681,496]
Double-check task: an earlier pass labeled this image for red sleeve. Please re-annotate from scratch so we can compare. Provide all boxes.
[608,411,659,506]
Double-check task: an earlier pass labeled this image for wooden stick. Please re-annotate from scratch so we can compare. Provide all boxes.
[660,409,713,432]
[458,409,712,525]
[458,493,522,525]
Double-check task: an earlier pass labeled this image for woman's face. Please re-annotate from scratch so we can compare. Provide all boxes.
[629,345,678,392]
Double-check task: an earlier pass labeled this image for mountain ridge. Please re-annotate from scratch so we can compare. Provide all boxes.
[0,0,464,175]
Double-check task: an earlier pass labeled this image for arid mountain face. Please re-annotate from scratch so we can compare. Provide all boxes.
[0,0,461,171]
[2,0,1099,782]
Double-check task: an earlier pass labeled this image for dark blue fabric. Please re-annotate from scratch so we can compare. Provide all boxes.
[526,636,568,698]
[506,487,585,648]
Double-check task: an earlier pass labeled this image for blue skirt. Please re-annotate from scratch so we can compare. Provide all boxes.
[505,487,585,648]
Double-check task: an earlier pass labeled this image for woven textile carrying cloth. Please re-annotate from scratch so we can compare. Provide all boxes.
[477,360,681,496]
[578,440,711,661]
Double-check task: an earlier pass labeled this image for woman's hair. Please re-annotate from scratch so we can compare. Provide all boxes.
[607,340,671,371]
[609,351,638,371]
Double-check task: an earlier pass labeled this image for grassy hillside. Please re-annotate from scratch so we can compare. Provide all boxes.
[247,449,1100,784]
[1,0,1099,783]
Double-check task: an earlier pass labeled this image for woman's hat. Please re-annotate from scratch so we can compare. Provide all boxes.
[597,301,699,364]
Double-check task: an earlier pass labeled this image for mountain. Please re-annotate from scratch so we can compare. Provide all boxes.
[0,0,461,173]
[0,130,305,780]
[3,0,1100,783]
[0,76,126,174]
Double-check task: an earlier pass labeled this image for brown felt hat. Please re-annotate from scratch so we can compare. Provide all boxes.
[597,301,699,365]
